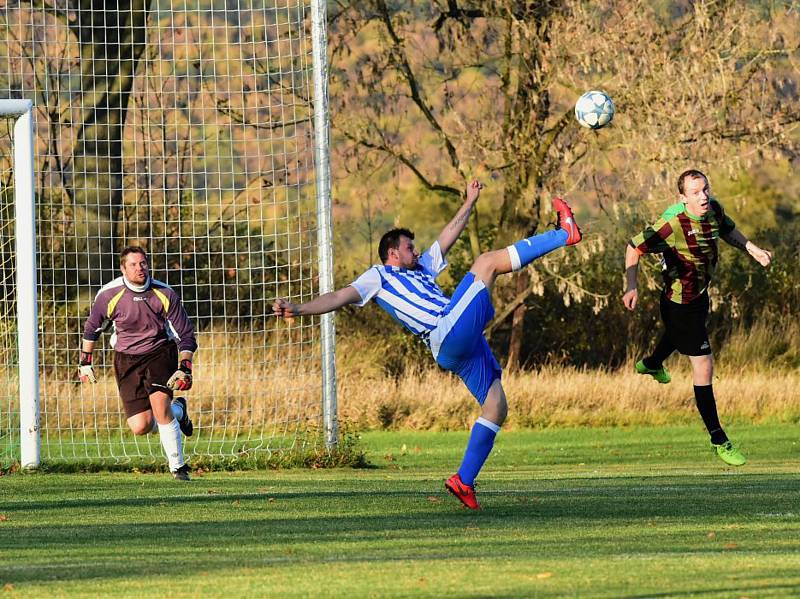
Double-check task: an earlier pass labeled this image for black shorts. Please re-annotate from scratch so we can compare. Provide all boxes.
[113,344,177,418]
[659,291,711,356]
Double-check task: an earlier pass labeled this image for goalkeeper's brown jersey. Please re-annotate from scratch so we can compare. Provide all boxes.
[629,199,736,304]
[83,276,197,355]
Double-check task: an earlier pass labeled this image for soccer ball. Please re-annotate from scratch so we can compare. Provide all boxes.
[574,90,615,129]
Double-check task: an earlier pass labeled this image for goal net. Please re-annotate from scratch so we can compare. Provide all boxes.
[0,1,335,469]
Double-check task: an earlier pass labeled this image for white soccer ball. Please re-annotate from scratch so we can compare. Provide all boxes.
[574,90,615,129]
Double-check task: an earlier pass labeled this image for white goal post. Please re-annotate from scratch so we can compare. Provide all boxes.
[0,99,39,468]
[311,0,337,450]
[1,1,337,470]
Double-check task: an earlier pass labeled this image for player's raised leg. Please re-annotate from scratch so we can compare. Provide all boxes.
[635,333,674,384]
[127,399,192,437]
[171,396,194,437]
[128,397,194,437]
[636,295,676,383]
[469,197,582,291]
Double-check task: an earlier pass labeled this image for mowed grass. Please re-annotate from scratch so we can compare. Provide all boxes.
[1,424,799,598]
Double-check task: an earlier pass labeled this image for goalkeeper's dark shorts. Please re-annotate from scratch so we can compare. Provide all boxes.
[113,343,177,418]
[659,291,712,356]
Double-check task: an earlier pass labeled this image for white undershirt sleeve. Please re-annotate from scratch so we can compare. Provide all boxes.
[349,267,383,307]
[418,241,448,277]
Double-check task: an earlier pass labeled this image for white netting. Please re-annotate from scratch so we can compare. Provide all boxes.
[0,1,327,466]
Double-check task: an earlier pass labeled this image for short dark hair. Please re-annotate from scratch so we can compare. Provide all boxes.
[677,169,708,195]
[119,246,148,266]
[378,228,414,263]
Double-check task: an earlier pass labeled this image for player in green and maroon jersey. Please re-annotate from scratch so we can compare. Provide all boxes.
[622,169,772,466]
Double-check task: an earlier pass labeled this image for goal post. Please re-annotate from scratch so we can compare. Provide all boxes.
[0,99,39,469]
[1,2,338,470]
[310,0,337,450]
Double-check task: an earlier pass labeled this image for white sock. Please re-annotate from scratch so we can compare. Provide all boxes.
[171,401,184,422]
[157,418,184,471]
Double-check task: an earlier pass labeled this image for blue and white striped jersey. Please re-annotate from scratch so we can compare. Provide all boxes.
[350,242,449,339]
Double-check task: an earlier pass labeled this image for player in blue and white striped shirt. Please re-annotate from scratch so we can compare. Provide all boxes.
[273,180,582,509]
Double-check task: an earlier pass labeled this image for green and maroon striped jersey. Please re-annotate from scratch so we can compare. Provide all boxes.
[629,199,736,304]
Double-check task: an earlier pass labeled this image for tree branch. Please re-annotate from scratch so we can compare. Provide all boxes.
[343,130,462,197]
[215,97,311,130]
[537,106,575,164]
[484,264,609,339]
[679,112,800,144]
[375,0,463,178]
[433,0,485,32]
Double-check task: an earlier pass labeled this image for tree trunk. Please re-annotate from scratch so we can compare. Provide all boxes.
[70,0,150,286]
[505,269,530,371]
[495,6,552,368]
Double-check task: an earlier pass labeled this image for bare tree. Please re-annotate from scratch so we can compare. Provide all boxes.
[329,0,800,369]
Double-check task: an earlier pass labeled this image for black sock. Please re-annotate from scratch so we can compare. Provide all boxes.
[642,334,675,370]
[693,384,728,444]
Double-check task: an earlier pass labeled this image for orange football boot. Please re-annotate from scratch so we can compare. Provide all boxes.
[445,473,480,510]
[552,197,583,246]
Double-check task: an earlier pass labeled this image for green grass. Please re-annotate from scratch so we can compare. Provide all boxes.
[1,424,799,597]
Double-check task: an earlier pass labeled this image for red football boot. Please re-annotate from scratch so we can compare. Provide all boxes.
[552,197,582,246]
[445,473,480,510]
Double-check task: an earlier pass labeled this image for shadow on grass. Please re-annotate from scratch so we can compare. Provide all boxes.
[617,584,800,599]
[2,472,799,585]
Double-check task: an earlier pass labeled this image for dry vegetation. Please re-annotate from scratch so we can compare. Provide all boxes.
[3,318,796,453]
[334,318,800,431]
[338,363,800,431]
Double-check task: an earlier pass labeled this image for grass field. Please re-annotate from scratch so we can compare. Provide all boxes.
[2,424,799,598]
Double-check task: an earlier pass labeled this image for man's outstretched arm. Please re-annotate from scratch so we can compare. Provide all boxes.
[436,179,481,256]
[721,228,773,267]
[272,286,362,320]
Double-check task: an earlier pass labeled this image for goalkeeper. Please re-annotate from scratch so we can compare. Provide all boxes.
[79,247,197,480]
[274,180,582,509]
[623,169,772,466]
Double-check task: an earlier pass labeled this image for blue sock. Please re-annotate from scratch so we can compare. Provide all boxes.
[507,228,568,271]
[457,417,500,486]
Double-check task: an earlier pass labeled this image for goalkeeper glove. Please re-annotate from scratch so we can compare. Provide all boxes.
[78,351,97,384]
[167,359,193,391]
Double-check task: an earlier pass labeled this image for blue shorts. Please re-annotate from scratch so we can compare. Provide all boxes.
[430,273,502,404]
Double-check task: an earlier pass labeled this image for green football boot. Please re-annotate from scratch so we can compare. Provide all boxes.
[713,441,746,466]
[634,359,671,384]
